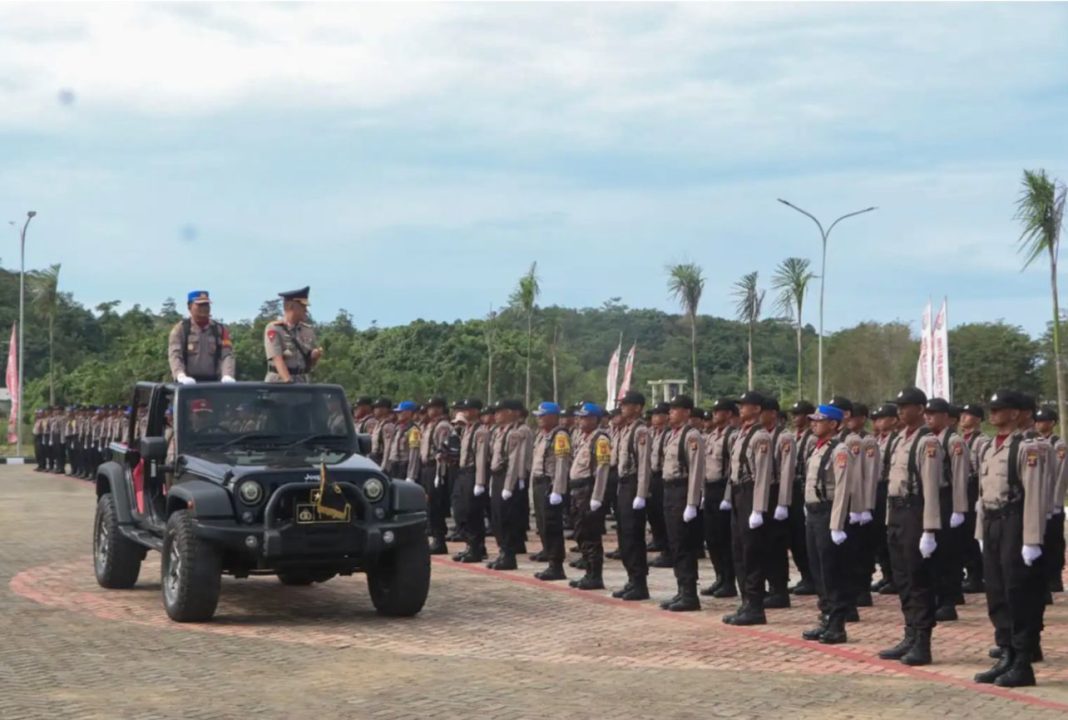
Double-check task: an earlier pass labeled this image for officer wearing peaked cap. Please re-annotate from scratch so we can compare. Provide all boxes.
[658,395,706,611]
[168,290,236,384]
[646,401,672,567]
[265,286,322,383]
[612,391,652,601]
[958,402,990,593]
[1033,405,1067,597]
[409,397,453,555]
[701,398,738,598]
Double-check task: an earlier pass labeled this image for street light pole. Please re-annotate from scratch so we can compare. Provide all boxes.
[16,211,36,458]
[777,199,875,402]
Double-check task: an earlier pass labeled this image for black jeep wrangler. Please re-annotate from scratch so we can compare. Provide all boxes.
[92,381,430,622]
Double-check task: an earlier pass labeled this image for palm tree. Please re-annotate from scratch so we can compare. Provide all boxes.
[732,271,765,391]
[772,257,817,400]
[509,262,540,410]
[666,263,705,401]
[30,263,61,405]
[1016,169,1067,425]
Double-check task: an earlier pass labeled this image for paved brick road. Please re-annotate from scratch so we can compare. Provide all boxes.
[2,465,1066,719]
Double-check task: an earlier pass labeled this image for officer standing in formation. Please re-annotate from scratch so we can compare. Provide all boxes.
[612,391,652,601]
[168,290,236,384]
[408,397,453,554]
[264,287,322,383]
[658,395,705,611]
[701,399,737,598]
[529,401,571,582]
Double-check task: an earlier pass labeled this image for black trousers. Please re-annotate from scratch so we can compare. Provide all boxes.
[605,468,619,520]
[615,475,648,580]
[489,469,524,554]
[663,482,701,587]
[452,466,475,541]
[962,478,983,584]
[388,459,408,481]
[466,481,488,550]
[853,517,877,597]
[873,481,892,581]
[647,471,669,550]
[571,484,605,576]
[934,486,963,608]
[806,504,853,625]
[419,462,450,543]
[543,491,565,566]
[33,436,44,469]
[730,481,768,607]
[520,477,531,532]
[702,480,735,587]
[983,507,1046,652]
[766,483,790,595]
[1043,512,1065,592]
[532,476,552,547]
[887,502,937,631]
[788,479,811,582]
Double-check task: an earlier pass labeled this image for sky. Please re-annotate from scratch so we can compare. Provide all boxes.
[1,2,1067,337]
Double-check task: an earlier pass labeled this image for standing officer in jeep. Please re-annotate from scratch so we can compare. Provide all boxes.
[168,290,236,384]
[264,286,322,384]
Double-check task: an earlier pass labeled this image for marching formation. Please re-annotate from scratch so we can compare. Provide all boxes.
[352,386,1065,688]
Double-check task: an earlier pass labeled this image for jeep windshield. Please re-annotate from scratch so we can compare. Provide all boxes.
[175,385,355,456]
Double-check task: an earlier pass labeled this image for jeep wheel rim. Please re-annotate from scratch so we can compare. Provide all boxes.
[94,516,109,575]
[164,545,182,605]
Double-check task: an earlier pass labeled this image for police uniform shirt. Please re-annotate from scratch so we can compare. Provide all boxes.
[385,421,413,467]
[728,422,774,513]
[704,426,733,483]
[773,430,797,507]
[569,428,612,502]
[355,415,378,435]
[168,319,235,381]
[837,430,868,518]
[860,433,881,511]
[410,418,452,480]
[473,425,493,489]
[650,426,667,473]
[661,425,705,507]
[616,420,652,499]
[934,427,971,514]
[1049,436,1068,515]
[1022,430,1055,519]
[804,438,857,531]
[963,430,991,477]
[886,427,943,530]
[371,420,395,467]
[490,422,530,494]
[531,426,572,496]
[976,433,1045,545]
[263,319,317,375]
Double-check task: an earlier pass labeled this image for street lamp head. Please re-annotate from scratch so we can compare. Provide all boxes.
[27,211,36,218]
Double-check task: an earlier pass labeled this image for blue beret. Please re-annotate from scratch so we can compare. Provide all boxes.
[187,290,211,305]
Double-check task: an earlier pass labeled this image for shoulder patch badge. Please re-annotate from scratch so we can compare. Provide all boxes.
[850,444,861,456]
[925,442,938,458]
[953,442,964,456]
[1059,446,1067,461]
[408,427,421,448]
[554,432,571,457]
[865,446,876,458]
[757,439,770,454]
[836,451,848,468]
[1027,450,1039,467]
[596,436,612,465]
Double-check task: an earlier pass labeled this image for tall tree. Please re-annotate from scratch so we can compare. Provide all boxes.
[772,257,816,400]
[1016,169,1067,425]
[732,271,765,391]
[666,263,705,401]
[510,262,540,409]
[29,263,61,405]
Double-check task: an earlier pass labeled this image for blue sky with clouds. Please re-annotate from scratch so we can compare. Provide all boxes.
[2,3,1067,336]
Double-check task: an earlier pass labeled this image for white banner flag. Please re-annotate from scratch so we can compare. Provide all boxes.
[618,344,636,401]
[932,299,950,401]
[915,301,932,396]
[605,342,621,410]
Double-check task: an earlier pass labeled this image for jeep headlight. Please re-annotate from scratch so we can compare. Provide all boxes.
[238,480,264,505]
[362,477,384,502]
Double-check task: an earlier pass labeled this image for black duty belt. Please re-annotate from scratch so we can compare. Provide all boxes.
[982,502,1023,520]
[532,474,552,484]
[705,478,726,486]
[663,476,688,486]
[570,477,593,489]
[888,496,922,510]
[806,501,833,513]
[617,473,638,483]
[267,363,305,373]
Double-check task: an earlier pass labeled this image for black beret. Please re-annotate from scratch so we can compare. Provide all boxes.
[425,396,448,409]
[872,403,899,420]
[960,403,985,420]
[761,396,780,412]
[499,398,524,412]
[354,396,374,406]
[924,398,951,414]
[895,386,927,406]
[669,394,695,410]
[790,400,816,416]
[651,402,670,415]
[1017,393,1038,413]
[737,391,764,407]
[1036,405,1059,422]
[692,408,709,420]
[713,398,738,413]
[828,396,853,413]
[373,397,393,409]
[988,390,1015,411]
[852,402,869,418]
[619,391,646,406]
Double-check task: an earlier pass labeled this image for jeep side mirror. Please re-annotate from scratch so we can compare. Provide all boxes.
[356,433,372,456]
[140,436,168,462]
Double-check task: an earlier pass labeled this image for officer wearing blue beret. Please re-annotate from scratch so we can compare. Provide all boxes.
[168,290,236,384]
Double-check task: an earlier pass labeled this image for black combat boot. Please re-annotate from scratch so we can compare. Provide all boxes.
[529,550,548,562]
[878,627,916,660]
[962,576,984,594]
[569,557,588,570]
[428,537,448,556]
[725,602,767,626]
[802,615,829,641]
[975,648,1014,684]
[764,592,791,609]
[660,583,682,610]
[791,577,817,596]
[901,628,932,666]
[574,573,605,591]
[650,552,673,568]
[713,581,738,599]
[535,563,567,582]
[820,617,848,645]
[878,581,899,595]
[700,581,720,597]
[492,551,517,571]
[622,577,650,601]
[667,583,700,612]
[935,604,958,622]
[995,651,1036,687]
[855,591,873,607]
[612,579,635,598]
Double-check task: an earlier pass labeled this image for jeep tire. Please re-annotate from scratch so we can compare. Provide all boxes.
[93,494,144,589]
[161,510,222,622]
[367,540,431,617]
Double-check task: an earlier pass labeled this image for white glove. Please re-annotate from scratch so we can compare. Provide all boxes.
[632,496,646,511]
[549,492,563,506]
[773,505,788,521]
[434,475,442,489]
[848,512,862,525]
[473,484,485,497]
[590,499,602,512]
[831,529,847,545]
[501,489,513,501]
[1022,544,1043,566]
[220,375,235,383]
[748,511,763,529]
[683,504,698,522]
[859,510,873,525]
[919,531,937,559]
[950,512,965,529]
[176,374,195,385]
[979,540,984,553]
[719,499,732,511]
[975,499,982,513]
